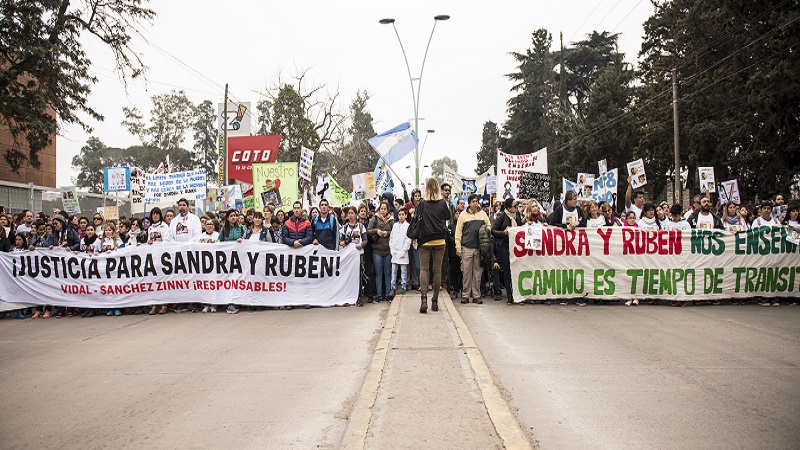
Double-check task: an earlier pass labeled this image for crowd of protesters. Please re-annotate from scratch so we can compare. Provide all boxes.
[0,177,797,319]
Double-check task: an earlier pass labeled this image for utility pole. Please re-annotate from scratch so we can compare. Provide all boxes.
[672,68,681,205]
[222,83,229,187]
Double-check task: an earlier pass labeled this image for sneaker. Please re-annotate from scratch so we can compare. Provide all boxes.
[42,310,51,318]
[771,302,780,307]
[625,300,632,307]
[226,305,239,314]
[32,310,41,319]
[712,301,721,305]
[106,310,114,316]
[760,302,771,307]
[210,306,217,313]
[149,306,158,315]
[56,311,63,318]
[285,305,293,310]
[576,301,587,307]
[202,306,210,313]
[67,311,73,318]
[114,309,122,316]
[472,298,483,305]
[461,298,469,304]
[388,289,395,299]
[559,301,568,306]
[158,305,169,315]
[398,288,406,295]
[632,299,639,306]
[450,291,458,300]
[14,311,25,319]
[790,302,797,306]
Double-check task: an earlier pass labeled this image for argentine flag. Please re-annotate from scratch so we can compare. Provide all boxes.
[368,122,418,166]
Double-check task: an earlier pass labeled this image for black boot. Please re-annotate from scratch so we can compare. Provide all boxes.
[420,294,428,314]
[507,294,515,304]
[431,297,439,312]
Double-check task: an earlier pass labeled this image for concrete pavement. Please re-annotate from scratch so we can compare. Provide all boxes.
[0,306,384,449]
[457,300,800,450]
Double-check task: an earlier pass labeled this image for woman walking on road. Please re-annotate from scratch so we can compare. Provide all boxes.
[416,178,451,314]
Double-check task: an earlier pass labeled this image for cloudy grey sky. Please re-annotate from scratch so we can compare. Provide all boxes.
[56,0,654,188]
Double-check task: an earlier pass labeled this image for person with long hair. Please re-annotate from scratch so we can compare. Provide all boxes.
[494,197,523,304]
[722,203,750,232]
[416,178,451,313]
[582,200,605,228]
[600,203,623,226]
[367,201,394,302]
[219,209,247,314]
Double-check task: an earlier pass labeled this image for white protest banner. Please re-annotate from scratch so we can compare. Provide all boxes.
[352,172,374,201]
[486,175,497,195]
[627,159,647,189]
[145,169,207,205]
[475,173,488,196]
[509,226,800,301]
[60,187,80,214]
[699,167,716,193]
[299,147,314,182]
[590,169,618,208]
[220,184,243,210]
[497,148,548,200]
[598,159,608,176]
[0,242,360,308]
[442,164,463,194]
[718,180,740,205]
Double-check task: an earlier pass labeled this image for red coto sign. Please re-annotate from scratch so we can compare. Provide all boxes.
[226,135,281,184]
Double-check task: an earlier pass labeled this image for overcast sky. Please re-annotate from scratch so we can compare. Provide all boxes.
[56,0,655,188]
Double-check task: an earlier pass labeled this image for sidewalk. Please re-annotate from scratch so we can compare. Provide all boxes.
[340,293,534,449]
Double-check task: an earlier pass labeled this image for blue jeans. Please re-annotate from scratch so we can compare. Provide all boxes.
[391,263,408,291]
[372,254,392,297]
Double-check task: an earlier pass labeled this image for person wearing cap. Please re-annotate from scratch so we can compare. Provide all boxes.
[491,197,522,304]
[51,214,81,251]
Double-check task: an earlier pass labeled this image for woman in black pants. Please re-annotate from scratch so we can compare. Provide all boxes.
[491,197,521,304]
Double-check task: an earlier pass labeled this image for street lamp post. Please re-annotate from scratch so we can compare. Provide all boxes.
[380,15,449,188]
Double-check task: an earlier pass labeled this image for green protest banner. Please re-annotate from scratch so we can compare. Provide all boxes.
[510,226,800,301]
[252,163,299,211]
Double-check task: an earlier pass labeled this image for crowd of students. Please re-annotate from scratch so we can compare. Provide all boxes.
[0,178,797,319]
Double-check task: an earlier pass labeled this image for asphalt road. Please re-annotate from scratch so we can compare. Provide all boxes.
[457,300,800,450]
[0,306,385,450]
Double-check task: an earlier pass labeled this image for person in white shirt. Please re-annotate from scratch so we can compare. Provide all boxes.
[582,200,606,228]
[625,177,645,220]
[722,203,750,232]
[389,208,412,299]
[661,204,691,231]
[783,204,799,227]
[200,218,220,243]
[15,210,33,236]
[636,203,661,230]
[169,198,202,243]
[688,197,723,230]
[751,201,780,228]
[147,207,171,244]
[96,222,124,253]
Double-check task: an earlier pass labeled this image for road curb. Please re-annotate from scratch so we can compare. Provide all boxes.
[443,296,534,450]
[339,299,400,449]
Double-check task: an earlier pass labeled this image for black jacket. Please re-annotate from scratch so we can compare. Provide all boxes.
[492,211,522,259]
[417,199,451,246]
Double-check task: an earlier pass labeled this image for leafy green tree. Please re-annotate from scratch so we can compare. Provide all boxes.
[503,29,559,155]
[193,100,218,182]
[638,0,800,201]
[269,84,320,164]
[0,0,154,172]
[121,90,197,172]
[430,157,459,181]
[476,121,500,175]
[71,137,129,193]
[321,91,378,191]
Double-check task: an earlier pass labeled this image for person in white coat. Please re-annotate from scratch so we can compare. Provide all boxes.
[389,208,412,298]
[169,198,202,243]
